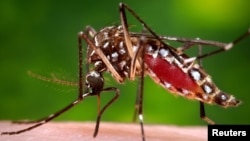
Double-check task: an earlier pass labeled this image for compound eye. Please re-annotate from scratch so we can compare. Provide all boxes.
[85,71,104,93]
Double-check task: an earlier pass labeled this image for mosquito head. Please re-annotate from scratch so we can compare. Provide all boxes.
[214,91,241,108]
[85,71,104,94]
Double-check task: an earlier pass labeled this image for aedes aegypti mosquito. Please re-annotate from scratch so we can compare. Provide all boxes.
[2,2,250,141]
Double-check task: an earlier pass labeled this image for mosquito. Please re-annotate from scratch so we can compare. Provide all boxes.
[1,3,249,141]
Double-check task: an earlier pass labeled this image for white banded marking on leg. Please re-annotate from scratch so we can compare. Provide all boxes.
[139,114,144,122]
[225,43,233,50]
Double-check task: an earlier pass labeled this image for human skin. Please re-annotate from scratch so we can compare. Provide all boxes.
[0,121,207,141]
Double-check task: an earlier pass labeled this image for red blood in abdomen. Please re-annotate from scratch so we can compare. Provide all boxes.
[145,54,200,92]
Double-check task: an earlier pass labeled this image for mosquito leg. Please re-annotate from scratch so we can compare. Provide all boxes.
[78,30,85,98]
[78,26,99,96]
[121,2,250,61]
[131,36,147,141]
[119,3,183,64]
[131,40,145,123]
[176,44,193,54]
[137,37,146,141]
[176,39,208,55]
[82,26,97,76]
[132,82,140,122]
[199,102,215,125]
[196,28,250,60]
[176,28,249,57]
[159,35,228,49]
[1,26,96,132]
[1,25,98,134]
[119,3,141,79]
[197,45,215,125]
[1,93,90,135]
[84,26,97,38]
[159,28,249,59]
[119,3,134,59]
[93,87,120,137]
[197,44,203,65]
[119,3,162,44]
[119,3,141,123]
[5,28,91,125]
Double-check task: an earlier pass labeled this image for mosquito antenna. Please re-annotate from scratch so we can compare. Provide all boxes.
[27,70,78,87]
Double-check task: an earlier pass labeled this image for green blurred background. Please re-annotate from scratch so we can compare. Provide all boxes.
[0,0,250,127]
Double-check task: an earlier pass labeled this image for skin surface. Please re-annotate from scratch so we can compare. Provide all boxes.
[0,121,207,141]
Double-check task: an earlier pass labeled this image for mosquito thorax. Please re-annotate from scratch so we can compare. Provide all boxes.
[89,26,133,80]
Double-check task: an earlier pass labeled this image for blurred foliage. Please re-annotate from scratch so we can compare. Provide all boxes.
[0,0,250,127]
